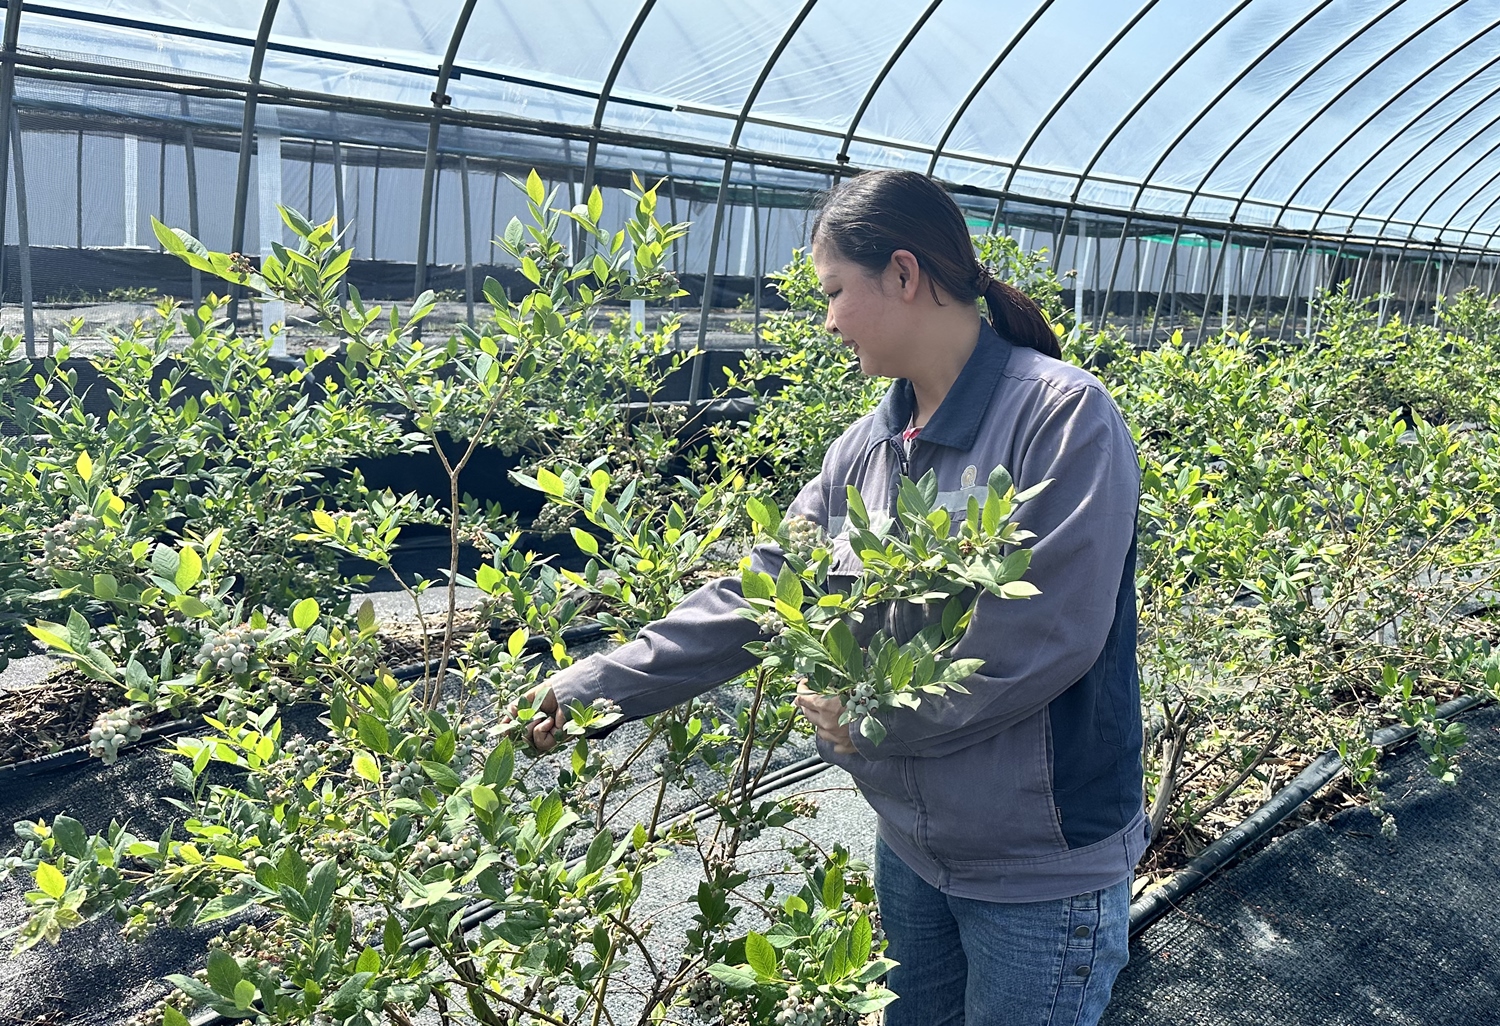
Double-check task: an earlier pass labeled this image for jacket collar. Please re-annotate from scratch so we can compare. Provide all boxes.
[871,319,1014,452]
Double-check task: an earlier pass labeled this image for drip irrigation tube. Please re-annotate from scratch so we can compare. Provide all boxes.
[1127,692,1487,938]
[0,622,610,780]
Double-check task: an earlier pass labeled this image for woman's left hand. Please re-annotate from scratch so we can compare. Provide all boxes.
[795,681,857,755]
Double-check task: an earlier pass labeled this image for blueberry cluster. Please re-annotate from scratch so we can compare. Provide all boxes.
[680,976,725,1020]
[539,893,589,949]
[87,705,144,765]
[783,514,824,556]
[35,506,101,570]
[843,681,878,718]
[411,829,481,873]
[196,624,269,677]
[280,734,325,781]
[754,610,788,636]
[384,759,425,799]
[773,985,830,1026]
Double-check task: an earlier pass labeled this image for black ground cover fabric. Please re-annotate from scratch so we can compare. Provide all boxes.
[1105,703,1500,1026]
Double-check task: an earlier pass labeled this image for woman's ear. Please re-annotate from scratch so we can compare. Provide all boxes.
[890,249,921,300]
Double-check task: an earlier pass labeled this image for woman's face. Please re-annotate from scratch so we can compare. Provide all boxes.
[811,240,913,379]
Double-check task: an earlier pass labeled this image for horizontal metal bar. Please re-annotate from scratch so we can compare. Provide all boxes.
[6,51,1498,258]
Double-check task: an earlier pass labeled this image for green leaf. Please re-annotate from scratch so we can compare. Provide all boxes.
[706,963,758,990]
[195,891,255,925]
[536,468,566,497]
[775,565,804,612]
[50,816,86,858]
[356,714,390,754]
[33,861,66,899]
[355,944,381,974]
[356,598,376,633]
[846,985,899,1013]
[291,597,320,630]
[175,545,202,593]
[150,543,179,581]
[822,864,844,910]
[570,527,599,556]
[352,751,381,783]
[92,573,118,600]
[383,913,404,956]
[999,580,1041,599]
[420,761,461,794]
[162,1005,191,1026]
[526,169,546,206]
[740,568,774,601]
[475,563,502,593]
[584,830,613,875]
[535,792,565,837]
[483,740,514,788]
[851,913,874,966]
[206,946,242,997]
[233,978,257,1010]
[305,859,339,922]
[745,931,779,980]
[586,186,604,224]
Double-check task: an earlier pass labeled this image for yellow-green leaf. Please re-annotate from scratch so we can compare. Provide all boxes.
[75,451,93,482]
[34,861,66,899]
[352,752,381,783]
[175,546,203,593]
[292,597,320,630]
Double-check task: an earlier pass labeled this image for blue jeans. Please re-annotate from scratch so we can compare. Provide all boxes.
[875,837,1131,1026]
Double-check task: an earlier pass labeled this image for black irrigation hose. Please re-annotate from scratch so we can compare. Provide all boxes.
[1127,692,1488,939]
[0,623,611,780]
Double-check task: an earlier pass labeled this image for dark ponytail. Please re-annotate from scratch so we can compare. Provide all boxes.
[813,170,1061,360]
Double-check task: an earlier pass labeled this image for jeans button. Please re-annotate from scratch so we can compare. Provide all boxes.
[1075,965,1092,978]
[1074,926,1091,939]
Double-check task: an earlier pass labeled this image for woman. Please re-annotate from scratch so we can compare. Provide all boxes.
[529,170,1146,1026]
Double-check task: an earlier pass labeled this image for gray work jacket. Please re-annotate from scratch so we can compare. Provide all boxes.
[548,320,1148,902]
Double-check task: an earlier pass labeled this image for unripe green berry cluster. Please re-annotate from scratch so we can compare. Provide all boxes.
[87,705,144,764]
[412,829,481,873]
[783,514,824,556]
[385,759,425,799]
[843,681,878,718]
[196,624,269,676]
[35,505,101,569]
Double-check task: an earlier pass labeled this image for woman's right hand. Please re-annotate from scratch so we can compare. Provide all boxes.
[522,685,568,753]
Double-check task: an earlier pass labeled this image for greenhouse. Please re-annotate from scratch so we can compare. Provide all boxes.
[3,1,1500,1024]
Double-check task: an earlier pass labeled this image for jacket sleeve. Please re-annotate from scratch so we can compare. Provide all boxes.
[545,444,840,721]
[849,382,1139,761]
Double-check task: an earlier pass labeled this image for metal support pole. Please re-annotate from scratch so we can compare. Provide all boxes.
[0,0,23,324]
[693,0,819,403]
[305,139,316,216]
[488,161,499,264]
[331,138,346,304]
[460,154,474,327]
[750,164,762,342]
[1278,240,1311,343]
[182,99,202,304]
[414,0,479,302]
[431,153,442,271]
[11,109,32,354]
[1145,222,1183,347]
[370,149,381,259]
[157,136,166,237]
[1195,232,1232,347]
[228,0,281,326]
[74,129,83,249]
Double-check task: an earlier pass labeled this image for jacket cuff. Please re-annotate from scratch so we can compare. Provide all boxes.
[545,656,603,713]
